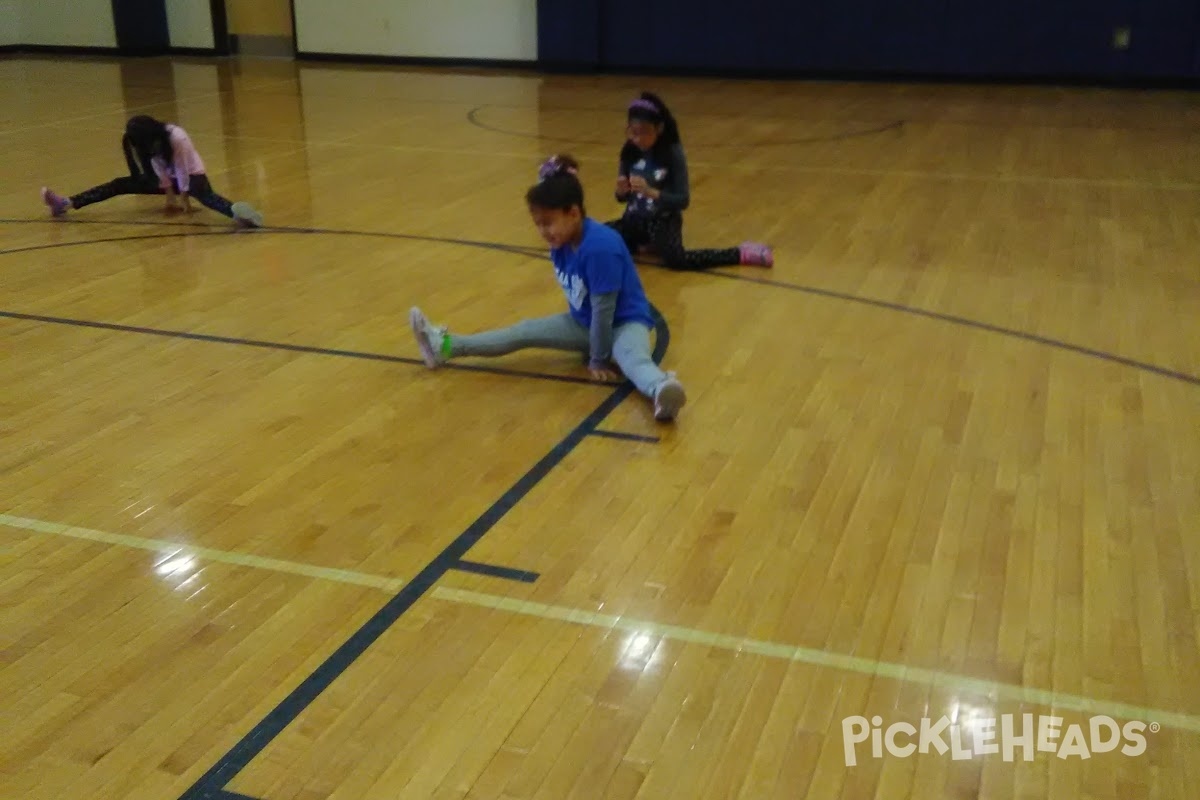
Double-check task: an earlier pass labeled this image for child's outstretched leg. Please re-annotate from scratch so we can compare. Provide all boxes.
[611,322,686,421]
[188,175,264,228]
[41,176,163,216]
[410,307,588,367]
[648,213,773,270]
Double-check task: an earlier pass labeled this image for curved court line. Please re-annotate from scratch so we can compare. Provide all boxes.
[699,269,1200,386]
[0,220,547,260]
[0,229,238,257]
[7,511,1197,735]
[465,104,905,148]
[0,216,227,229]
[3,217,1195,386]
[0,217,547,259]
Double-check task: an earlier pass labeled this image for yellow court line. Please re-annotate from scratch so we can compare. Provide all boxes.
[0,513,405,592]
[4,512,1198,734]
[433,587,1200,734]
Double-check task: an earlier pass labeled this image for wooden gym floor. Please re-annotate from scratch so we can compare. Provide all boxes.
[1,54,1198,799]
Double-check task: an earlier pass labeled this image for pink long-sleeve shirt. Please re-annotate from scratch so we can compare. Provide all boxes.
[151,124,206,194]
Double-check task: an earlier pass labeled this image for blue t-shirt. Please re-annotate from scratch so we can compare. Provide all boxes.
[551,218,655,329]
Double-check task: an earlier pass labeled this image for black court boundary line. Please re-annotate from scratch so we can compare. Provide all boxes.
[451,559,540,583]
[174,306,669,800]
[3,217,1194,386]
[588,428,661,443]
[0,217,228,228]
[0,221,578,388]
[0,310,604,388]
[693,269,1200,386]
[0,218,547,260]
[0,230,238,257]
[465,104,906,147]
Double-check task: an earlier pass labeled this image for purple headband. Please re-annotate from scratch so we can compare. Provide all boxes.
[628,98,660,115]
[538,155,577,182]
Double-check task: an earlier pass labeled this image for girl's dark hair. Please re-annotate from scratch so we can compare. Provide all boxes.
[621,91,681,163]
[526,154,585,214]
[124,115,172,166]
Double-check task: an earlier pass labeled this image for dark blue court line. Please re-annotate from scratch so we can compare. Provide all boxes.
[451,559,540,583]
[588,428,661,443]
[215,792,260,800]
[174,306,668,800]
[268,225,546,259]
[0,216,227,229]
[0,217,547,259]
[0,310,602,388]
[0,230,237,256]
[698,270,1200,387]
[6,217,1190,387]
[465,105,906,148]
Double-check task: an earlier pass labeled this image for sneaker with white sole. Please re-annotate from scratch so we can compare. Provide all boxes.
[41,187,70,216]
[409,306,450,368]
[653,373,686,421]
[231,201,263,228]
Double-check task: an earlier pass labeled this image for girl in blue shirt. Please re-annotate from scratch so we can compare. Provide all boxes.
[409,154,687,422]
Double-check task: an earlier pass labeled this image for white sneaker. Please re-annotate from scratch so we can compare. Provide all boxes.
[653,373,686,421]
[409,306,449,368]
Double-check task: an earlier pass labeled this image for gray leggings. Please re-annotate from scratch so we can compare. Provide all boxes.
[450,313,669,397]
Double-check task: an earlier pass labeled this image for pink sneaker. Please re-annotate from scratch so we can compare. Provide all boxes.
[41,187,70,217]
[738,241,773,267]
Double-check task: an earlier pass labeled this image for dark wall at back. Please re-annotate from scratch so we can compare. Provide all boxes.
[538,0,1200,82]
[112,0,170,55]
[537,0,599,69]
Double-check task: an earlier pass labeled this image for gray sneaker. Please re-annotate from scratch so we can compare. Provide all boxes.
[653,373,686,421]
[409,306,450,368]
[231,201,263,228]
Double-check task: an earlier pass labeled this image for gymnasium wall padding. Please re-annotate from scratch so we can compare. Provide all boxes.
[538,0,1200,81]
[536,0,599,68]
[111,0,170,54]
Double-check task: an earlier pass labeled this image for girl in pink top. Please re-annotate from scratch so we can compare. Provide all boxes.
[41,115,263,227]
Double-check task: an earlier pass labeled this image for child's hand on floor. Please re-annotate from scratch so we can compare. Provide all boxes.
[588,359,622,383]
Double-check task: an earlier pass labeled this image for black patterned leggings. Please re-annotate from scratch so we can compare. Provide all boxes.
[606,212,739,271]
[69,173,234,218]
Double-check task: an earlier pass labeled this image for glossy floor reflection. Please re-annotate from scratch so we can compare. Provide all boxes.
[1,53,1198,800]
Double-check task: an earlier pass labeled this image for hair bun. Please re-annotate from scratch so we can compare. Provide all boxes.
[537,154,580,182]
